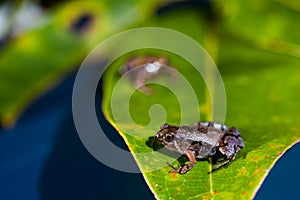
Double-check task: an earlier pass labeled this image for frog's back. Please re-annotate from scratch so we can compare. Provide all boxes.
[176,122,226,158]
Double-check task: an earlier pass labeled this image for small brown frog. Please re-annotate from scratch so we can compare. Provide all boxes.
[156,122,244,174]
[120,56,176,95]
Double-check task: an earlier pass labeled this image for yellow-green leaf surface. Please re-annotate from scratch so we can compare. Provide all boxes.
[102,3,300,200]
[0,0,162,127]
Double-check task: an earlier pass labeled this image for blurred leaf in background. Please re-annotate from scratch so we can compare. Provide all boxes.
[0,0,163,127]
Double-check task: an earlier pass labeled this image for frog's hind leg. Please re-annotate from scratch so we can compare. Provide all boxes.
[211,154,236,173]
[168,150,197,174]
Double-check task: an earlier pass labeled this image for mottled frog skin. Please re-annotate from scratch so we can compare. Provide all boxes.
[156,122,244,174]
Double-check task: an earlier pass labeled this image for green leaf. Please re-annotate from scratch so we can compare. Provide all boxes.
[0,0,162,127]
[216,0,300,58]
[101,4,300,200]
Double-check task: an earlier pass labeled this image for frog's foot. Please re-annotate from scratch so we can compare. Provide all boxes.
[167,162,195,174]
[137,85,153,95]
[135,78,153,95]
[166,162,181,173]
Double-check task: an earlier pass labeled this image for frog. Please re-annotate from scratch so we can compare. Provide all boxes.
[156,122,244,174]
[119,56,176,95]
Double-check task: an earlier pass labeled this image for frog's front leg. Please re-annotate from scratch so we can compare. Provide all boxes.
[134,71,153,95]
[168,150,197,174]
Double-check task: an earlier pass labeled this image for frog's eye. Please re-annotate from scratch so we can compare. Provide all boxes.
[164,133,174,142]
[156,132,163,139]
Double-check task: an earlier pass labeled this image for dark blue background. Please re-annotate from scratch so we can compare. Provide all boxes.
[0,73,299,200]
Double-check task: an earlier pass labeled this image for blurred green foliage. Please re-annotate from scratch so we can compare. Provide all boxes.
[0,0,162,127]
